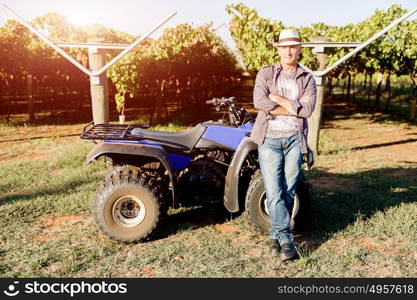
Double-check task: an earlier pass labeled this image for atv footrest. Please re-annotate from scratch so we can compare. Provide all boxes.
[80,123,150,141]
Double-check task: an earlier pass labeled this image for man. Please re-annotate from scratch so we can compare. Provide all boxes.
[250,29,316,261]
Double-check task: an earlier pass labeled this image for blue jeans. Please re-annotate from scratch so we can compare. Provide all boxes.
[258,134,302,245]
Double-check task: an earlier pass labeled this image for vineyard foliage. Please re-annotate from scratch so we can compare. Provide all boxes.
[0,13,239,117]
[1,4,416,119]
[226,3,417,83]
[107,23,239,114]
[0,14,134,109]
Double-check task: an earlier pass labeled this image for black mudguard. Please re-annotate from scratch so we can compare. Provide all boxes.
[85,142,177,206]
[224,137,257,213]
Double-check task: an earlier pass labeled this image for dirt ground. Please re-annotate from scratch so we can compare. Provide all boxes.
[324,109,417,166]
[1,100,416,277]
[0,123,84,163]
[308,102,417,191]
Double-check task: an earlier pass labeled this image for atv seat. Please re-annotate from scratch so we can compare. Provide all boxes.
[131,124,207,152]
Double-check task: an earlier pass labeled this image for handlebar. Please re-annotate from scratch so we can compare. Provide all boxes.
[206,97,235,106]
[205,98,219,105]
[206,96,254,127]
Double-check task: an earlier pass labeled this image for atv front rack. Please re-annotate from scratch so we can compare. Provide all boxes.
[80,122,150,141]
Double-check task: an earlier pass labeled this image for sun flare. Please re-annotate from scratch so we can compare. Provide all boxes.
[66,13,92,26]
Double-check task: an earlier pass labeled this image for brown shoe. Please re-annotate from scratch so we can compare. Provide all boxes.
[270,239,280,257]
[279,243,297,261]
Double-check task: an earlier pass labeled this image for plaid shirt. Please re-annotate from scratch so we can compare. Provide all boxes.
[250,64,317,154]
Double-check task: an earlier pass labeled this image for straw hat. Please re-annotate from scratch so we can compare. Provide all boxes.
[273,29,302,47]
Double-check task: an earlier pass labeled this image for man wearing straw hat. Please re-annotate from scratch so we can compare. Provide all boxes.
[251,29,316,261]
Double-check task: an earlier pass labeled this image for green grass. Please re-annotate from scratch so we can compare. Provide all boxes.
[318,131,349,155]
[0,112,416,278]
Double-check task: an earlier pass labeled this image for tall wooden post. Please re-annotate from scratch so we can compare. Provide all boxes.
[410,99,416,122]
[308,37,329,154]
[88,38,109,124]
[375,71,384,110]
[27,74,34,122]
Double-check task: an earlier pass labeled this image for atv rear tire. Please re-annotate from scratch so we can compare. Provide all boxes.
[91,166,166,243]
[245,169,312,234]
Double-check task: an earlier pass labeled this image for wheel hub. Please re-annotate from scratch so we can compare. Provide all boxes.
[261,192,300,220]
[112,196,146,227]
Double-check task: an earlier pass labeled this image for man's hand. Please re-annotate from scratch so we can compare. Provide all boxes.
[269,94,297,115]
[270,106,291,116]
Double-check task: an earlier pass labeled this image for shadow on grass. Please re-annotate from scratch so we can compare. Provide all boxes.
[148,165,417,249]
[320,101,368,128]
[322,137,417,155]
[156,203,231,240]
[3,164,415,253]
[0,176,99,206]
[350,138,417,151]
[0,134,80,143]
[298,166,417,251]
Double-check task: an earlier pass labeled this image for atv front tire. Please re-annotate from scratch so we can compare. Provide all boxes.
[245,169,312,234]
[91,166,165,243]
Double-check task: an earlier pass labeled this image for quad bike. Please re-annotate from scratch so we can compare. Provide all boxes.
[80,97,314,243]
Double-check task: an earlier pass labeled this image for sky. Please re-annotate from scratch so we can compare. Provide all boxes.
[0,0,416,50]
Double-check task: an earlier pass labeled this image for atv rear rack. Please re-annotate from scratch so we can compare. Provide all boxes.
[80,122,150,141]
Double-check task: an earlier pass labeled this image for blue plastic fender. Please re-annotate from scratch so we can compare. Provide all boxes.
[223,137,257,213]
